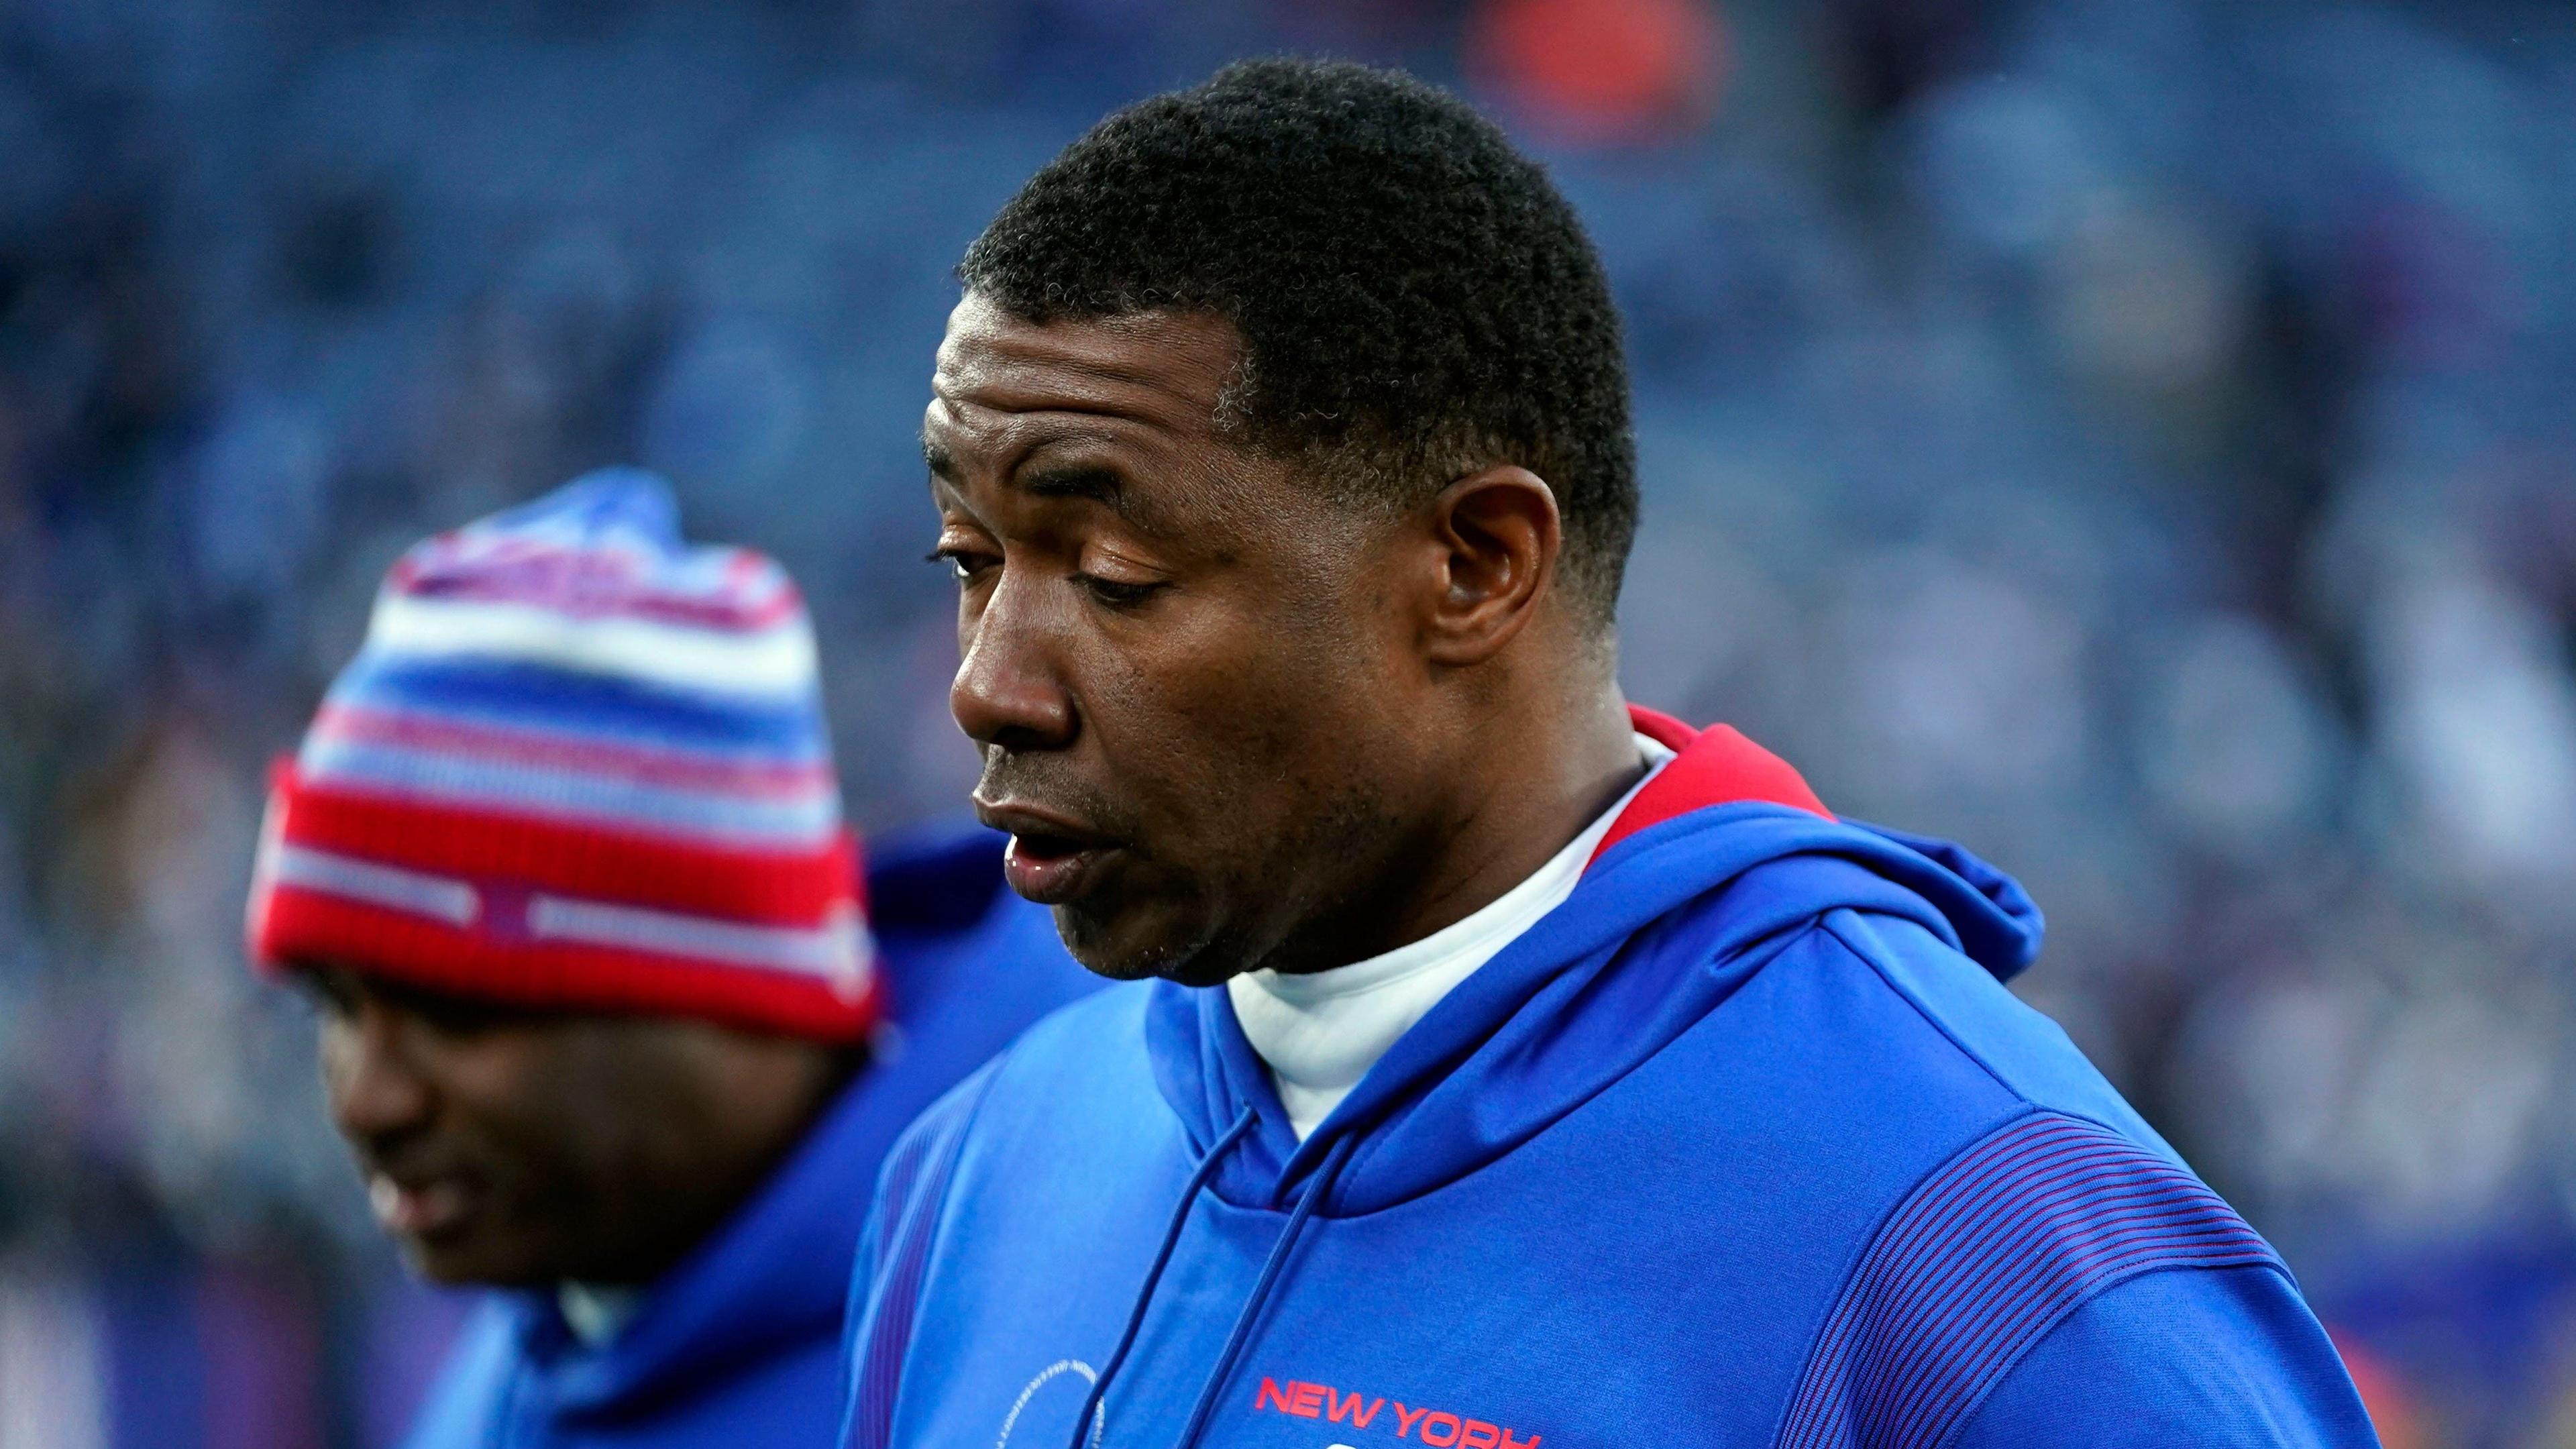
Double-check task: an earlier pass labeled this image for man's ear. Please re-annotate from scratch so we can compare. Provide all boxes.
[1419,466,1561,667]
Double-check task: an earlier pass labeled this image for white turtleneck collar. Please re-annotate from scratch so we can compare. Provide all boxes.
[1226,733,1676,1140]
[558,1281,643,1347]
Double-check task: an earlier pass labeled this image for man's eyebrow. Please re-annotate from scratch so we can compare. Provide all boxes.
[920,439,1164,531]
[1020,464,1124,508]
[1022,463,1175,536]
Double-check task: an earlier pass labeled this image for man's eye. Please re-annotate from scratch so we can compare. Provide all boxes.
[1076,574,1165,608]
[409,996,518,1037]
[292,969,360,1022]
[926,547,996,583]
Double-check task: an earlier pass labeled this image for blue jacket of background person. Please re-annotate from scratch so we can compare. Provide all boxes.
[399,821,1102,1449]
[840,711,2380,1449]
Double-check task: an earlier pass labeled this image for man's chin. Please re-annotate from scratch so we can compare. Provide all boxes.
[400,1234,554,1289]
[1051,900,1242,987]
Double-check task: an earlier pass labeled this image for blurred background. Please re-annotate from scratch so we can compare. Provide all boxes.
[0,0,2568,1443]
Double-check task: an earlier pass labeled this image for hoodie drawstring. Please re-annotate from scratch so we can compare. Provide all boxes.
[1065,1107,1259,1449]
[1170,1130,1360,1449]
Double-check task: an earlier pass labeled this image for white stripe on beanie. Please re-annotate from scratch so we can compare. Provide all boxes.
[364,592,820,698]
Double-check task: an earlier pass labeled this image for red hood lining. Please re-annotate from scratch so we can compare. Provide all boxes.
[1593,706,1831,866]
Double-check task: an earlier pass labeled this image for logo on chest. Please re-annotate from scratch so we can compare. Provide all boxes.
[1254,1376,1542,1449]
[999,1360,1104,1449]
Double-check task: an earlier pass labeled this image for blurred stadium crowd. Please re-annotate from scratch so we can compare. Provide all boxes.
[0,0,2571,1444]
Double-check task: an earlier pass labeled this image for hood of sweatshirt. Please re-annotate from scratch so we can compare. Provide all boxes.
[1144,706,2044,1218]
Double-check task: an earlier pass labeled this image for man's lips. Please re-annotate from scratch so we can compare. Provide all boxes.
[368,1172,478,1239]
[976,800,1124,906]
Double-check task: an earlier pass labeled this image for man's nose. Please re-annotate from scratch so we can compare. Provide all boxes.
[951,567,1076,753]
[323,1002,437,1144]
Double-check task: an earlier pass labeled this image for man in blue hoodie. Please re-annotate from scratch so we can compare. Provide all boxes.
[847,59,2377,1449]
[244,472,1097,1448]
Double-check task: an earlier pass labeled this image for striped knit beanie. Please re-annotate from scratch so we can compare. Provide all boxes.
[246,469,879,1040]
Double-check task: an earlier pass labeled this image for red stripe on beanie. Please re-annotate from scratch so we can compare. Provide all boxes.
[248,763,880,1041]
[252,884,879,1041]
[264,761,859,926]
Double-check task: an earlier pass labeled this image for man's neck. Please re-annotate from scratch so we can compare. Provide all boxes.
[1271,681,1644,976]
[1233,725,1675,1138]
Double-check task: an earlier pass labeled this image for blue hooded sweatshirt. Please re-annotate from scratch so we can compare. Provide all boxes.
[840,711,2379,1449]
[400,822,1102,1449]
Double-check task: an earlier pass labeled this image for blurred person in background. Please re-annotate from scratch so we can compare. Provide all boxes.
[841,60,2377,1449]
[239,470,1097,1448]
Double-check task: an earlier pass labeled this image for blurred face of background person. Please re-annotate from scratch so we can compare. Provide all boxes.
[244,470,892,1291]
[301,963,843,1286]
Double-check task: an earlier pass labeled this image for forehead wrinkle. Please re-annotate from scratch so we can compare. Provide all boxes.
[932,365,1222,439]
[934,310,1234,431]
[928,295,1275,547]
[923,410,1175,537]
[928,396,1140,476]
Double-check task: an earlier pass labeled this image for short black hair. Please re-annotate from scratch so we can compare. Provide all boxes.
[959,58,1638,629]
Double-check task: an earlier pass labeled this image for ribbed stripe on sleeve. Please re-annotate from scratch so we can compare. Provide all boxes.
[843,1063,1001,1449]
[1773,1111,2285,1449]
